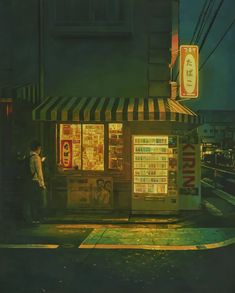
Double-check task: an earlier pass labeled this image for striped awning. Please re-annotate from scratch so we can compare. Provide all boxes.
[32,96,199,124]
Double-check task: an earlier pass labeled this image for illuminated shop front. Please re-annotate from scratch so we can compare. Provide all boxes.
[33,96,201,214]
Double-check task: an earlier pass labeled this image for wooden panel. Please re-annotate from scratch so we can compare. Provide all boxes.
[149,33,171,49]
[113,181,131,209]
[148,64,170,81]
[50,189,67,209]
[149,49,171,64]
[149,1,171,17]
[149,17,172,32]
[149,81,170,97]
[117,191,131,209]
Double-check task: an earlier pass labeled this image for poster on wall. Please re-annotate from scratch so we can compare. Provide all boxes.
[67,177,113,209]
[60,124,81,169]
[60,140,73,168]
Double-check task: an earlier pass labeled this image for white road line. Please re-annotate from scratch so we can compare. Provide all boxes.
[0,244,59,249]
[201,180,235,206]
[202,164,235,175]
[202,199,223,216]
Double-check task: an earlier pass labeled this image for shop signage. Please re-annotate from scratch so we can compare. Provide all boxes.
[179,45,199,98]
[181,143,199,195]
[61,140,72,168]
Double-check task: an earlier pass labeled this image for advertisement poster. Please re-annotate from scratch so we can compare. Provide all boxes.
[60,140,73,168]
[68,177,113,209]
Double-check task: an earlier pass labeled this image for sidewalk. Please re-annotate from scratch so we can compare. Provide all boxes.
[79,227,235,250]
[0,223,235,251]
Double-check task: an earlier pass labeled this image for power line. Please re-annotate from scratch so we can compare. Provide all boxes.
[173,0,225,81]
[193,0,212,44]
[174,0,214,80]
[195,0,216,44]
[190,0,209,44]
[199,0,225,53]
[200,17,235,71]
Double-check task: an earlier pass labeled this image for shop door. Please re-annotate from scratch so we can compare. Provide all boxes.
[132,135,179,214]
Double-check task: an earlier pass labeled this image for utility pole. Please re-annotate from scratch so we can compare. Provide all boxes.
[38,0,44,146]
[38,0,44,101]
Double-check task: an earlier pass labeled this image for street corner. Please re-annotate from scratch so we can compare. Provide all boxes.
[79,227,235,251]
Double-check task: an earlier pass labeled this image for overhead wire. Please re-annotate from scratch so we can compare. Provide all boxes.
[174,0,225,81]
[174,0,209,80]
[195,0,216,44]
[199,0,225,52]
[190,0,210,44]
[199,17,235,70]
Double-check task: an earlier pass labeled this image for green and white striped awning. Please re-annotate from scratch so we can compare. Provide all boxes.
[32,96,199,124]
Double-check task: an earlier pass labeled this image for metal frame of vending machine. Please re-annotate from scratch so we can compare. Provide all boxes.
[131,135,179,214]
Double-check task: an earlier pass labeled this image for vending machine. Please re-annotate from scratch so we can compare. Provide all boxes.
[132,135,179,214]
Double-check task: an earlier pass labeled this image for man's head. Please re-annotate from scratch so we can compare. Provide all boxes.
[30,140,42,154]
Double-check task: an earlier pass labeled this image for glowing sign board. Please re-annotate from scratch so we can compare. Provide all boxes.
[60,140,72,168]
[179,45,199,98]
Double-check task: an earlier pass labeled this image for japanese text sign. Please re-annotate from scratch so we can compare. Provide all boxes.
[61,140,72,168]
[179,45,199,98]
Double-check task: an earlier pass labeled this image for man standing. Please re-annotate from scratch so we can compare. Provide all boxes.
[29,140,46,223]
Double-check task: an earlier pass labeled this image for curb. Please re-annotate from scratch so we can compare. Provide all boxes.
[1,237,235,250]
[79,237,235,251]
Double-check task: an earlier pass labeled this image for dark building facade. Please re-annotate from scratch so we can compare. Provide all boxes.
[1,0,201,215]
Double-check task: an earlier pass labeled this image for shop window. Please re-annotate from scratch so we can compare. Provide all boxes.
[82,124,104,170]
[59,124,104,171]
[108,123,123,170]
[60,124,81,169]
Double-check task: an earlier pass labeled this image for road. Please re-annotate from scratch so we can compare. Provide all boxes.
[1,173,235,293]
[1,237,235,293]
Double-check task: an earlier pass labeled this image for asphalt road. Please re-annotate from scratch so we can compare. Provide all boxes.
[1,246,235,293]
[1,179,235,293]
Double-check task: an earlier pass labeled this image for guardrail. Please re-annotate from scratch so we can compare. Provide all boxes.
[201,164,235,196]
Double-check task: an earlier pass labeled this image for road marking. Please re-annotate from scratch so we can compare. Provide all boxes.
[202,199,223,216]
[1,238,235,251]
[0,244,59,249]
[201,180,235,206]
[202,164,235,175]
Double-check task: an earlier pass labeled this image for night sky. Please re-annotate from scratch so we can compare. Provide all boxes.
[180,0,235,110]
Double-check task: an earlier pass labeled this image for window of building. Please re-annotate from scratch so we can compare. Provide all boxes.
[108,123,123,170]
[204,129,208,133]
[82,124,104,170]
[54,0,131,35]
[60,124,81,169]
[56,0,125,22]
[59,123,123,171]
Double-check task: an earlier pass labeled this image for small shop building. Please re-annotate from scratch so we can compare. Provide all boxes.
[2,0,202,215]
[33,96,201,214]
